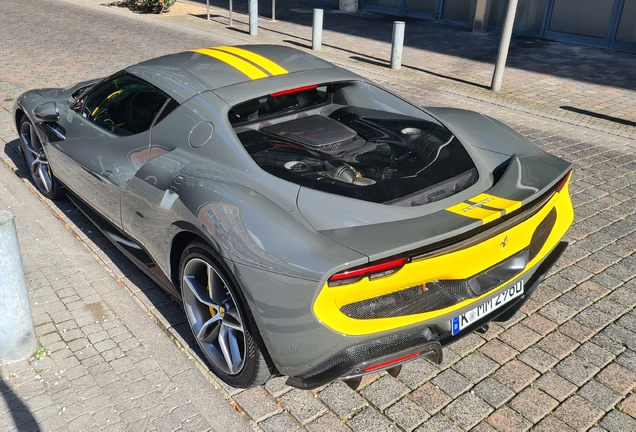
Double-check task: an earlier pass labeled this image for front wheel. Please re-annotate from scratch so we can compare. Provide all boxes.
[179,240,276,388]
[18,116,64,199]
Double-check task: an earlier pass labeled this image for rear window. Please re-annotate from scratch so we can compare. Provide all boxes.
[231,82,478,206]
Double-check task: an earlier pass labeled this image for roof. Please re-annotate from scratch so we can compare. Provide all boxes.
[126,45,354,104]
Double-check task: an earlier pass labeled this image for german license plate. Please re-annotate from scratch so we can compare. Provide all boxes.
[452,280,524,335]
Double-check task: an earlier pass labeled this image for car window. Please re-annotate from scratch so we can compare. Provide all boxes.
[81,73,170,136]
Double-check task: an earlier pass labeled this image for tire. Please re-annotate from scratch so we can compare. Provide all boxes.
[18,116,64,200]
[179,240,276,388]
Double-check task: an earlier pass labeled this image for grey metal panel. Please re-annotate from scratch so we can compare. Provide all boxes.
[424,107,544,156]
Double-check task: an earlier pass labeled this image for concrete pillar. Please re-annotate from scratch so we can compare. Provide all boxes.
[0,211,36,363]
[339,0,358,12]
[473,0,491,33]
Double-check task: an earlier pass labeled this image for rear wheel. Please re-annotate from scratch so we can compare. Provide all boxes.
[179,240,276,388]
[18,116,64,199]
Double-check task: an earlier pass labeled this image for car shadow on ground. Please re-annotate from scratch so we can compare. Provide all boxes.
[1,140,210,378]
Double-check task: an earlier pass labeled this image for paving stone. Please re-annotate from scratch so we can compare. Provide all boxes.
[264,376,292,398]
[479,323,505,341]
[498,325,542,352]
[453,352,498,384]
[233,386,282,422]
[554,395,605,431]
[433,348,460,371]
[521,314,558,336]
[279,389,327,425]
[578,380,622,412]
[619,393,636,418]
[472,378,515,408]
[470,421,497,432]
[478,339,519,365]
[385,397,429,432]
[535,371,578,402]
[348,407,396,432]
[447,333,485,356]
[599,409,636,432]
[532,415,576,432]
[509,387,558,423]
[414,414,462,432]
[496,311,527,329]
[575,342,616,368]
[492,360,539,393]
[430,369,472,399]
[596,363,636,395]
[360,374,409,410]
[259,412,303,432]
[305,413,351,432]
[555,354,601,386]
[518,346,559,373]
[539,301,578,325]
[318,381,367,419]
[442,392,493,430]
[573,280,611,302]
[486,406,532,432]
[397,358,439,389]
[601,325,636,351]
[559,319,596,343]
[536,332,580,359]
[409,382,452,415]
[575,308,615,331]
[595,298,629,318]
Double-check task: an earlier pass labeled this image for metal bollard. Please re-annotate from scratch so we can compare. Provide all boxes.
[390,21,405,70]
[249,0,258,36]
[229,0,233,26]
[491,0,518,91]
[272,0,276,21]
[0,211,36,363]
[312,9,324,51]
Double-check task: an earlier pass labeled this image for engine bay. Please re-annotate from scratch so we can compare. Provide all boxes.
[231,82,478,205]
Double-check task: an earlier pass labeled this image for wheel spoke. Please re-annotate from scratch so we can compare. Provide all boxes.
[197,315,222,344]
[223,308,244,332]
[208,264,229,306]
[183,274,217,307]
[26,124,39,155]
[218,325,242,374]
[37,162,52,193]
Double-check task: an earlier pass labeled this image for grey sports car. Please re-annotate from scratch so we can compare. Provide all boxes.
[14,45,574,389]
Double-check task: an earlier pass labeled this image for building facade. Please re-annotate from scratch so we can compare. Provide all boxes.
[361,0,636,52]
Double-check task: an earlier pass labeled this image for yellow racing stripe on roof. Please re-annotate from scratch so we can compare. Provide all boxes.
[191,48,268,80]
[213,46,289,76]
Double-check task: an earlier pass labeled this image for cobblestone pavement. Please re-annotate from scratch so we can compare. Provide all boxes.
[180,0,636,139]
[0,0,635,430]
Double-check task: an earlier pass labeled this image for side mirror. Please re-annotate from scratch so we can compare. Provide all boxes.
[33,101,60,123]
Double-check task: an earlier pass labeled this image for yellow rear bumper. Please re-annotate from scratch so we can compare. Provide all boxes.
[313,180,574,336]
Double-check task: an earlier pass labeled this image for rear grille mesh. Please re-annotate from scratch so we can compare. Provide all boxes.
[340,208,558,320]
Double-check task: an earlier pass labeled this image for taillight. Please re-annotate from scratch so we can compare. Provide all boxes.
[270,85,319,97]
[328,257,408,286]
[555,170,572,192]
